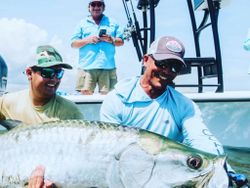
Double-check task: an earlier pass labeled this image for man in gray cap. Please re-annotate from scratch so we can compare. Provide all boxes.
[0,45,83,125]
[101,35,225,157]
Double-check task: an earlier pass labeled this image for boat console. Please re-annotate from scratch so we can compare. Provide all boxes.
[122,0,230,92]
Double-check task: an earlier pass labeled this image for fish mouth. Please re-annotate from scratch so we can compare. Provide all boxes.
[194,168,215,188]
[194,156,228,188]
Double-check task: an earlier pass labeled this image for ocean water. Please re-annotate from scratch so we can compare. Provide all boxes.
[224,146,250,180]
[197,101,250,148]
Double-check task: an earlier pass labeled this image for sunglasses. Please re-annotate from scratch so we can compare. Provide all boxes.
[32,67,64,79]
[149,55,183,74]
[90,2,104,7]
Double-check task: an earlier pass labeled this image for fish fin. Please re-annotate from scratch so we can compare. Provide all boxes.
[0,119,23,130]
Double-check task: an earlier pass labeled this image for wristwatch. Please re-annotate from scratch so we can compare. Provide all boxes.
[112,37,116,45]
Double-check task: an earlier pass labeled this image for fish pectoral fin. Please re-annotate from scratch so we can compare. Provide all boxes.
[0,119,23,130]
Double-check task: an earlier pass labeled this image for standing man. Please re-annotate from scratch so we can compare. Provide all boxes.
[71,0,124,95]
[0,45,83,124]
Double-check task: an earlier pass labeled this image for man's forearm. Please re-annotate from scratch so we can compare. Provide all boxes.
[71,39,90,49]
[113,37,124,47]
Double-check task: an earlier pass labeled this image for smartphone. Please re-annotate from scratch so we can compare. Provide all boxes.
[99,29,107,37]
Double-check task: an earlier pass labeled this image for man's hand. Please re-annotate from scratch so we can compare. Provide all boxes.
[99,34,114,44]
[87,36,100,44]
[28,165,54,188]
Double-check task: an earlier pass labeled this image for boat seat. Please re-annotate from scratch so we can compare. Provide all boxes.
[180,57,217,79]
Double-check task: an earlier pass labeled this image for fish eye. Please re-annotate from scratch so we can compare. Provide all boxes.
[187,155,203,170]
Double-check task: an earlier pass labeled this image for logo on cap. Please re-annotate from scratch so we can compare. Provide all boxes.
[39,51,50,59]
[166,40,182,53]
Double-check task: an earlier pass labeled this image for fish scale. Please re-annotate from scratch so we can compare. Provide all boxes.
[0,120,228,188]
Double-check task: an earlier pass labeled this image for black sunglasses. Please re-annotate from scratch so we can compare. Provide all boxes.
[32,67,64,79]
[90,2,104,7]
[149,55,183,74]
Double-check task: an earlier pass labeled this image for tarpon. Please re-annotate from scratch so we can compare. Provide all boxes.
[0,120,228,188]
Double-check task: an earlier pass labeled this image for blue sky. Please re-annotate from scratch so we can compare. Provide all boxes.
[1,0,250,93]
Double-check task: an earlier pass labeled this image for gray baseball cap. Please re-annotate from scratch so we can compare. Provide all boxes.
[148,36,186,66]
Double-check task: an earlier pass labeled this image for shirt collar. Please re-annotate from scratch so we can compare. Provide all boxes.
[114,76,152,103]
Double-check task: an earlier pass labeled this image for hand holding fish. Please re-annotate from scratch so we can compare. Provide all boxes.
[28,165,54,188]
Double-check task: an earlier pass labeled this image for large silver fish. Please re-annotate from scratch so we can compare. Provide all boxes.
[0,120,228,188]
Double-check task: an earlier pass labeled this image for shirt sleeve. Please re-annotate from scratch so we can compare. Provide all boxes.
[100,90,123,124]
[71,23,83,42]
[181,102,225,156]
[63,102,84,120]
[115,24,125,40]
[55,96,84,120]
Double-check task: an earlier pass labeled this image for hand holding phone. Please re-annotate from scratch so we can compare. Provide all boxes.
[99,29,107,37]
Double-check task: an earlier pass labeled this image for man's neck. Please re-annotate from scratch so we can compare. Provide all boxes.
[29,91,53,106]
[140,78,165,99]
[92,14,103,25]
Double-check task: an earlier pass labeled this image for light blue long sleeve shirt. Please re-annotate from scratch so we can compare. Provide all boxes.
[71,14,124,70]
[100,76,224,156]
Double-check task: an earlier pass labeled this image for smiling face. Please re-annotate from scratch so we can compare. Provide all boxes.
[88,1,105,21]
[26,65,63,105]
[141,55,179,97]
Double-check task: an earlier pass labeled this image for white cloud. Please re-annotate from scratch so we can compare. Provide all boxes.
[0,18,73,92]
[0,18,47,65]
